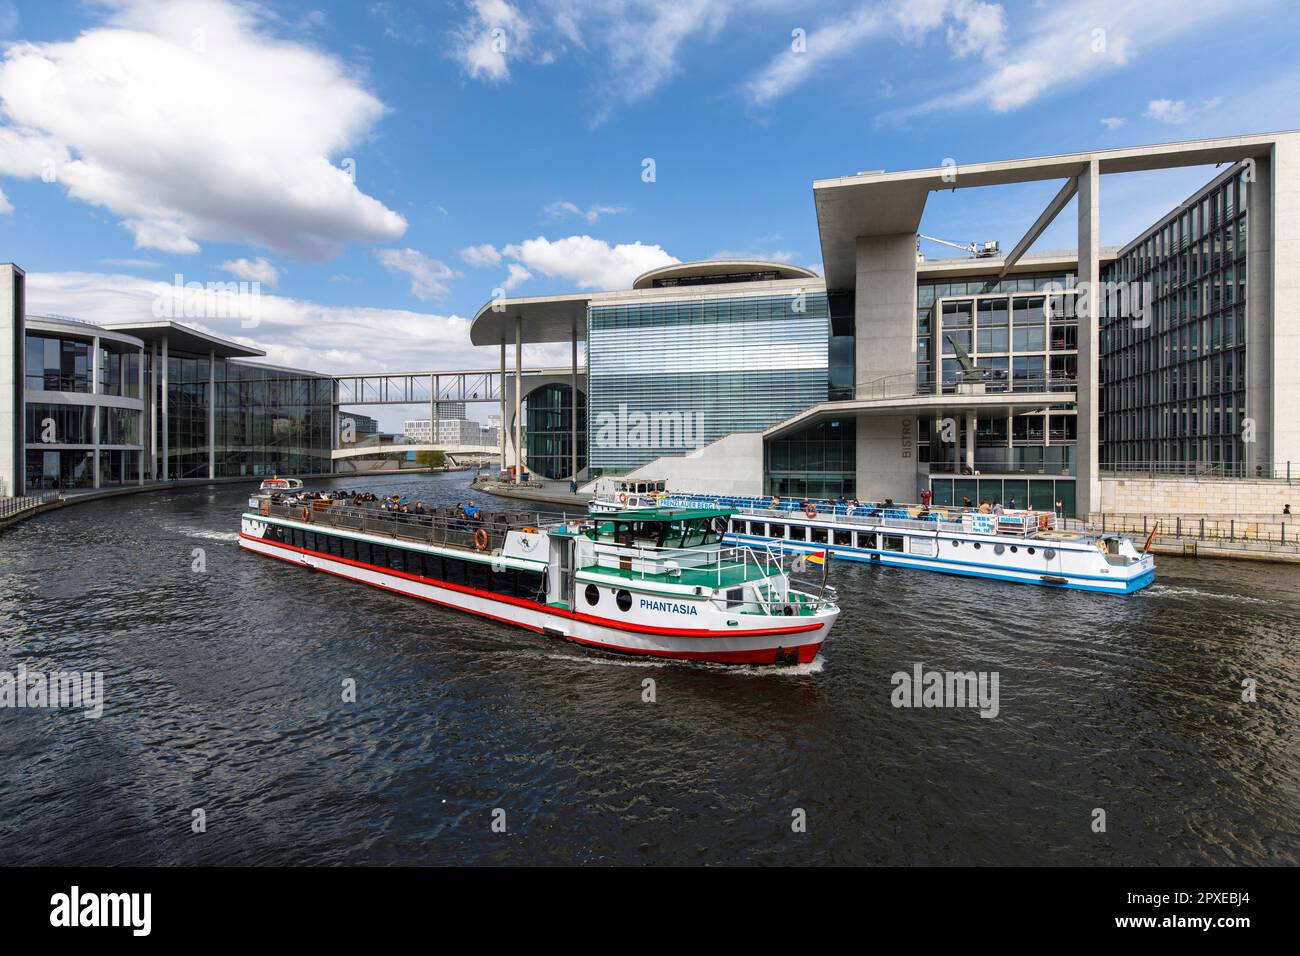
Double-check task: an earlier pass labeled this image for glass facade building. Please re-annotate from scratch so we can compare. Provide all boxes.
[1099,166,1249,472]
[587,291,829,473]
[524,383,586,479]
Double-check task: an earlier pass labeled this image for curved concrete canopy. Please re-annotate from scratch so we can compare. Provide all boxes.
[631,259,818,289]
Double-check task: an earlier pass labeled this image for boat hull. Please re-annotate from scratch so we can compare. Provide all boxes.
[239,532,832,664]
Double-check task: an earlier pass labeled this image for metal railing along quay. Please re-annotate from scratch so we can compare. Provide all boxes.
[0,493,60,522]
[1063,513,1300,549]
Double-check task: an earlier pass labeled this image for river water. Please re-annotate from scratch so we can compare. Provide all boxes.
[1,471,1297,865]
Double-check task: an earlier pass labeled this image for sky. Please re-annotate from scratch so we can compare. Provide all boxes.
[1,0,1298,429]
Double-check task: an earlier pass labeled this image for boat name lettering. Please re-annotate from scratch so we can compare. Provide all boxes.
[640,598,699,616]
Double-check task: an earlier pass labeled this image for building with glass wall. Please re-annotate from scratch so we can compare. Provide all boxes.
[1099,164,1251,473]
[0,270,334,496]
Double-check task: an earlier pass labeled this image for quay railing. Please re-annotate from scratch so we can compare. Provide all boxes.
[256,498,576,554]
[0,493,60,522]
[1099,461,1295,482]
[1063,512,1300,548]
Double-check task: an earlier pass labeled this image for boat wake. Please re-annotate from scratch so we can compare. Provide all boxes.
[1140,584,1275,605]
[168,525,240,542]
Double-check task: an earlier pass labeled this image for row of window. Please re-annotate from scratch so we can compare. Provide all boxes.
[264,525,546,601]
[727,518,1058,559]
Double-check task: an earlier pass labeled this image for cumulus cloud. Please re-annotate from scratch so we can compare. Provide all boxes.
[24,269,479,376]
[0,0,406,258]
[375,248,457,301]
[501,235,678,290]
[1101,116,1126,130]
[460,243,503,267]
[501,262,533,291]
[219,256,279,287]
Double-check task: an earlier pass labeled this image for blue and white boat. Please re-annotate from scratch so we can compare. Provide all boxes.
[592,491,1155,594]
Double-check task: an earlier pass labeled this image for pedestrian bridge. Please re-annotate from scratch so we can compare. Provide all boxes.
[332,440,499,461]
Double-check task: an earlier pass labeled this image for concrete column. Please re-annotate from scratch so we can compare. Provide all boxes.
[570,322,578,481]
[965,410,976,474]
[429,373,436,450]
[149,341,158,480]
[160,336,169,481]
[499,339,507,470]
[91,335,100,489]
[207,348,215,480]
[1076,159,1101,514]
[0,264,25,498]
[514,316,522,484]
[1268,139,1300,473]
[137,345,145,485]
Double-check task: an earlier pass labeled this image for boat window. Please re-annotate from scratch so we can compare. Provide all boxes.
[769,523,785,538]
[725,587,744,609]
[882,534,905,552]
[810,527,829,544]
[855,532,874,549]
[789,525,807,542]
[1027,547,1035,555]
[585,584,600,606]
[834,530,852,546]
[616,589,632,612]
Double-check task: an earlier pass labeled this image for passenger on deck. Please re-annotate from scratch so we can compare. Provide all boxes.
[464,501,480,520]
[962,495,973,509]
[978,500,992,513]
[993,502,1004,515]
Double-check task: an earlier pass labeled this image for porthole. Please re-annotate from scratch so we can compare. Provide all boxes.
[994,544,1005,555]
[951,540,960,547]
[973,542,981,550]
[1044,549,1057,561]
[616,589,632,612]
[585,583,600,606]
[1010,546,1018,553]
[1027,547,1036,555]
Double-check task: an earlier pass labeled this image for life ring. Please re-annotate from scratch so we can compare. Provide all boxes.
[299,506,310,521]
[804,503,817,518]
[474,528,489,551]
[617,491,628,504]
[1038,513,1050,530]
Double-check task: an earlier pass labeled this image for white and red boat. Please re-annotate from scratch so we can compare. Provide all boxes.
[239,496,839,665]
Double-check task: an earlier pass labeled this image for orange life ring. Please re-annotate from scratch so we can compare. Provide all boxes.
[617,491,628,503]
[299,507,310,521]
[474,528,489,551]
[804,503,817,518]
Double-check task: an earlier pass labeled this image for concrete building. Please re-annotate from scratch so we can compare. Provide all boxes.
[469,132,1300,515]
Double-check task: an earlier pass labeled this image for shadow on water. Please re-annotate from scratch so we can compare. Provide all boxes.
[0,471,1296,864]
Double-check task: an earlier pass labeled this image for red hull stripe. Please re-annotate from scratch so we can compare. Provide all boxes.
[239,533,825,639]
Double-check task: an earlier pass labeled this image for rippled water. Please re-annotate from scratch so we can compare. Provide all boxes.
[1,471,1297,865]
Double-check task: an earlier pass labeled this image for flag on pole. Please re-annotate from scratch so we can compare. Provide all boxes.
[807,551,827,566]
[1143,521,1160,554]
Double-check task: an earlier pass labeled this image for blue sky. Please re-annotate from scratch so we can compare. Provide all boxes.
[1,0,1298,427]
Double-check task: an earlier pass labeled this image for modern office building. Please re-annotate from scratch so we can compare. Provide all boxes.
[0,264,333,496]
[472,132,1300,515]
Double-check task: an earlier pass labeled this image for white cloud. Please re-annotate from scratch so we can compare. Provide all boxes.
[452,0,535,82]
[1144,96,1221,124]
[747,0,1005,107]
[0,185,10,214]
[219,256,279,287]
[24,269,480,376]
[502,262,533,290]
[501,234,677,290]
[0,0,406,258]
[1101,116,1126,130]
[545,199,624,223]
[460,243,503,268]
[453,0,732,121]
[882,0,1237,120]
[374,248,457,301]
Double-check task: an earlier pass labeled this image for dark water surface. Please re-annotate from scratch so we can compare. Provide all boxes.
[1,471,1297,865]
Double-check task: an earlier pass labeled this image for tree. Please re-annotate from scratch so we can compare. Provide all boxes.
[415,450,446,470]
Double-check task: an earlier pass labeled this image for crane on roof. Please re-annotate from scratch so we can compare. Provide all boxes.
[916,234,1001,262]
